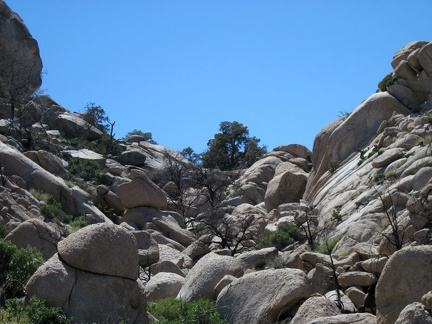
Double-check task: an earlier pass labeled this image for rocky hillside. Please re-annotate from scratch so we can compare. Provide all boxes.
[1,1,432,323]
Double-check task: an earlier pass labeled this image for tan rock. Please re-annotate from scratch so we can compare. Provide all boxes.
[418,42,432,76]
[114,170,167,209]
[338,271,377,288]
[177,253,244,301]
[132,230,159,268]
[58,223,139,280]
[291,296,340,323]
[216,268,311,324]
[145,272,185,301]
[25,254,148,323]
[376,246,432,324]
[152,218,195,247]
[395,302,432,324]
[265,163,308,211]
[392,41,429,70]
[5,218,60,260]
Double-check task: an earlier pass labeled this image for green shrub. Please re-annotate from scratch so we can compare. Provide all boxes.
[67,157,105,182]
[68,215,88,232]
[256,224,304,251]
[328,160,340,173]
[25,296,71,324]
[0,238,44,302]
[378,73,397,91]
[315,235,343,255]
[148,297,227,324]
[0,305,30,323]
[3,297,70,324]
[38,194,72,224]
[374,173,386,183]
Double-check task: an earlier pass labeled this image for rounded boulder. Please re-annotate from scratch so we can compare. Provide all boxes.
[58,223,139,280]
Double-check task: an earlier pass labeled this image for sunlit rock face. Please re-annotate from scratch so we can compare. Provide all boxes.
[0,2,43,119]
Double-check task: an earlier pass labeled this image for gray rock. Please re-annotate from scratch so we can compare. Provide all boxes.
[25,150,68,178]
[25,253,148,323]
[216,268,310,324]
[307,313,376,324]
[395,302,432,324]
[114,169,167,209]
[0,141,75,214]
[116,149,147,166]
[376,246,432,324]
[235,247,278,270]
[57,113,103,141]
[0,2,42,108]
[308,263,335,295]
[152,218,195,247]
[371,148,406,168]
[412,167,432,191]
[291,296,340,323]
[132,230,159,268]
[178,253,243,301]
[337,271,377,288]
[345,286,367,309]
[5,218,60,260]
[265,163,308,211]
[150,260,185,277]
[58,223,139,280]
[145,272,185,301]
[392,41,429,70]
[63,148,105,163]
[325,290,356,313]
[304,92,410,202]
[418,42,432,76]
[272,144,312,159]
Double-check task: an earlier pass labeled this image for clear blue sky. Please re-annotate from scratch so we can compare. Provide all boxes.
[5,1,432,153]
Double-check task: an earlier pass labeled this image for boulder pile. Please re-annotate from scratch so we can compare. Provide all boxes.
[3,1,432,322]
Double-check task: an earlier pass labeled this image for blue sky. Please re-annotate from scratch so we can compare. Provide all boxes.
[5,1,432,153]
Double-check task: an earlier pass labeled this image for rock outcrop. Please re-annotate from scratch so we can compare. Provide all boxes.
[25,223,149,323]
[0,1,42,119]
[2,6,432,322]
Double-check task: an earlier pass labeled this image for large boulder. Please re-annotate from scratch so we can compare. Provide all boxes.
[57,223,139,280]
[376,246,432,324]
[116,148,147,166]
[113,169,167,209]
[25,254,148,323]
[290,296,340,323]
[392,41,429,69]
[177,253,244,301]
[56,113,103,141]
[120,206,182,231]
[24,150,68,178]
[5,218,60,260]
[152,218,195,247]
[264,162,308,211]
[304,92,410,202]
[216,268,310,323]
[145,272,185,301]
[132,230,159,268]
[394,302,432,324]
[272,143,312,160]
